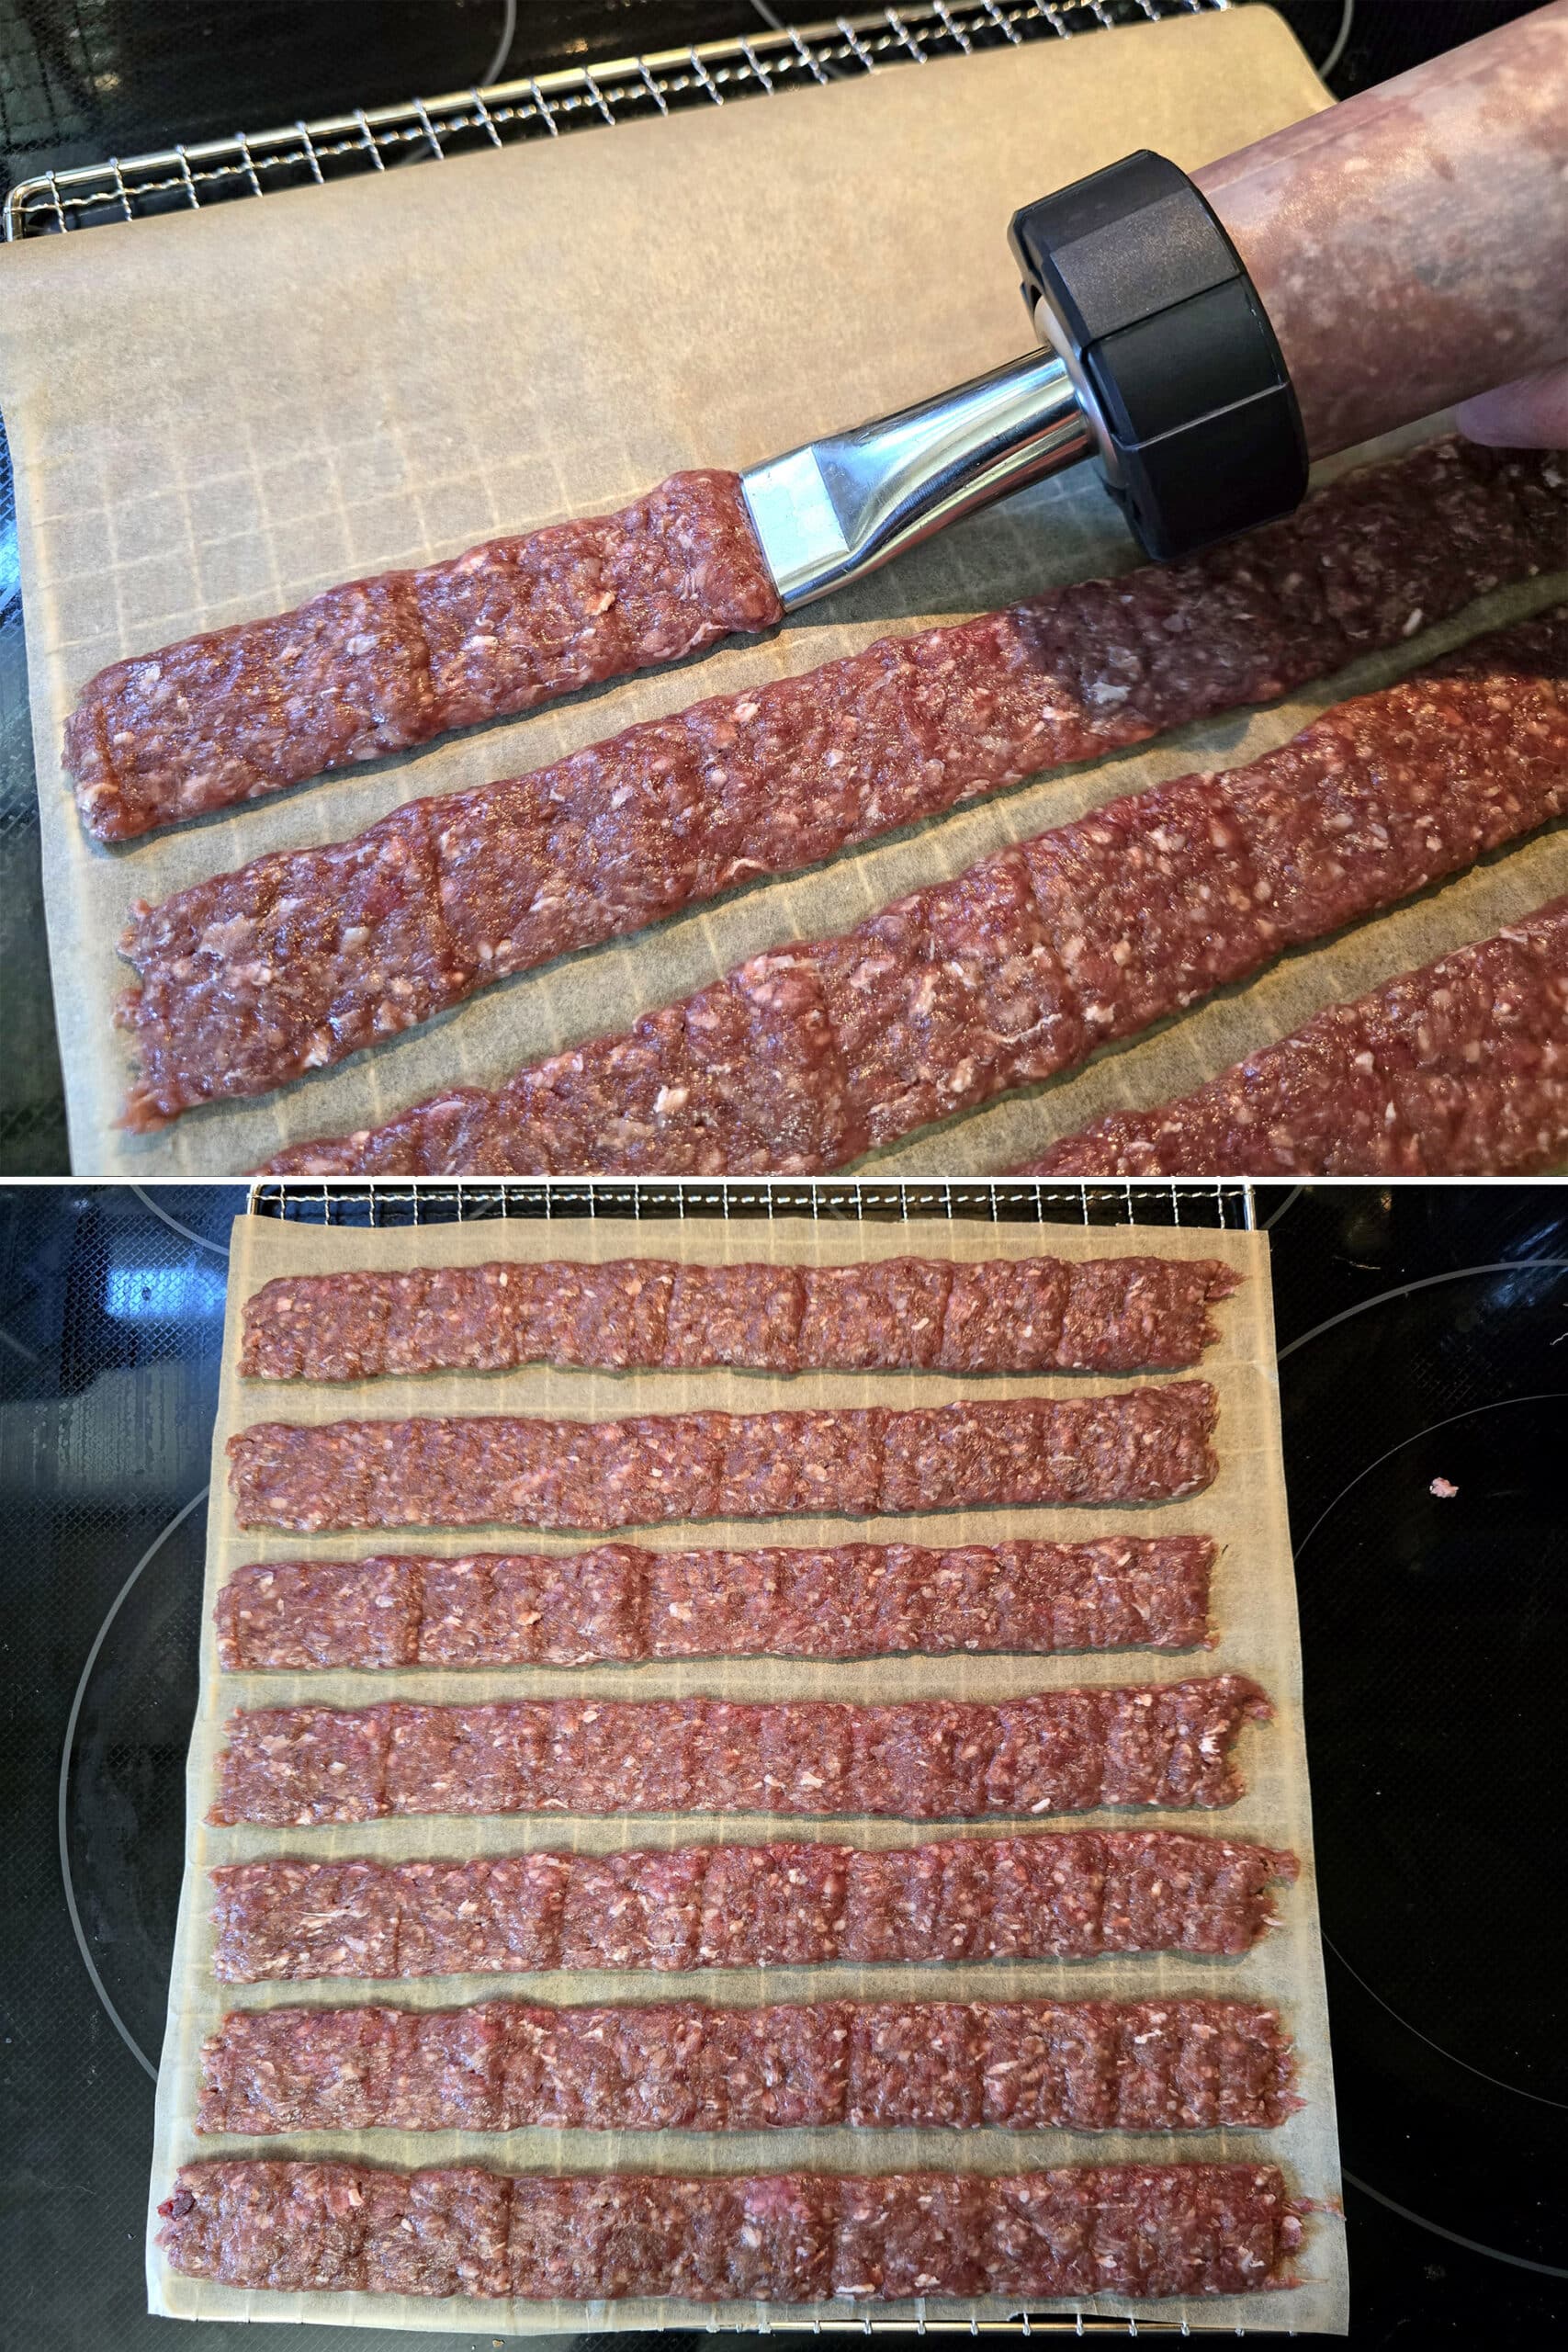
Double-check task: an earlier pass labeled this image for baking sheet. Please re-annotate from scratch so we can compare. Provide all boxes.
[148,1208,1348,2335]
[8,8,1559,1179]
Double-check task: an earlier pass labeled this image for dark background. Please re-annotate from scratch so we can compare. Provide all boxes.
[0,0,1550,1171]
[1,1178,1564,2348]
[0,0,1549,189]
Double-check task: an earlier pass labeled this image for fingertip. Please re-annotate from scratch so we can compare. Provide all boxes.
[1455,365,1568,450]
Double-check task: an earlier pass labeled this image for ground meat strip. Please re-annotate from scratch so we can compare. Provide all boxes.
[1018,898,1568,1177]
[64,471,781,843]
[158,2160,1308,2301]
[209,1830,1298,1982]
[239,1254,1239,1381]
[224,1384,1219,1533]
[196,1996,1293,2136]
[260,606,1568,1176]
[212,1534,1217,1669]
[206,1678,1269,1826]
[118,438,1566,1126]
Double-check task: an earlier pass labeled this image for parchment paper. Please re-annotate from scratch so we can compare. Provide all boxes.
[10,8,1558,1179]
[149,1210,1348,2335]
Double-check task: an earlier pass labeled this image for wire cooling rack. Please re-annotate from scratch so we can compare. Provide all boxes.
[4,0,1231,240]
[243,1163,1258,2340]
[247,1177,1258,1228]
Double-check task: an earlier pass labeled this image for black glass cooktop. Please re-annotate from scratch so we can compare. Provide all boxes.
[2,1180,1565,2346]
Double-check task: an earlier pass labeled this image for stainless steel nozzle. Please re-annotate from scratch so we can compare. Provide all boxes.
[739,347,1094,611]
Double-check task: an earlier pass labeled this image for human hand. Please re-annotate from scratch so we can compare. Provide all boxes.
[1454,364,1568,448]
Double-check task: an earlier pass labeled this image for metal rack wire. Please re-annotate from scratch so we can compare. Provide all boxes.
[4,0,1230,240]
[247,1178,1258,1229]
[242,1162,1257,2340]
[242,1166,1259,2324]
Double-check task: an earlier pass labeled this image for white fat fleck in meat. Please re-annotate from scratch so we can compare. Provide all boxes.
[198,914,258,957]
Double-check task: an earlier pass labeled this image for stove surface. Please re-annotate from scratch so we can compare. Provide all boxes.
[2,1181,1564,2346]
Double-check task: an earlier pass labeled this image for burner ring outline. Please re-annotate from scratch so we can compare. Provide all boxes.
[1288,1272,1568,2273]
[57,1485,209,2083]
[1278,1259,1568,1364]
[1297,1392,1568,2111]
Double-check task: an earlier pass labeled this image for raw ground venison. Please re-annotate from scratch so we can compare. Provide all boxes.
[224,1383,1220,1532]
[239,1252,1239,1381]
[1019,898,1568,1177]
[197,1996,1294,2136]
[212,1533,1217,1670]
[116,438,1568,1125]
[208,1828,1300,1982]
[65,470,781,842]
[1193,16,1568,461]
[260,606,1568,1176]
[206,1677,1269,1826]
[158,2160,1308,2301]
